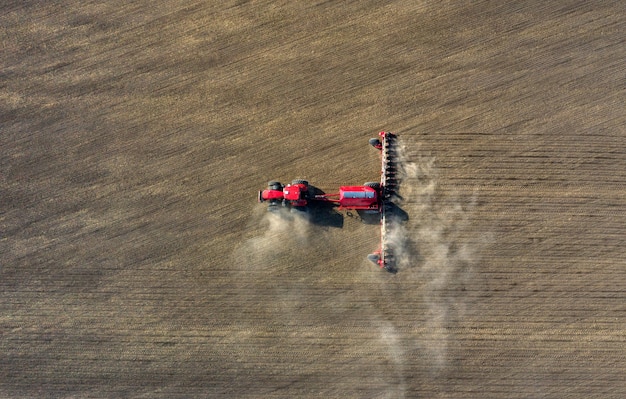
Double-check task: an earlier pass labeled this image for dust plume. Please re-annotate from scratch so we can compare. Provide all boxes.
[233,205,311,271]
[375,317,408,398]
[230,137,483,389]
[384,137,483,371]
[250,206,310,247]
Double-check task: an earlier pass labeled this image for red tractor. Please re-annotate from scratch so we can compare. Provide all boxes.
[258,179,311,211]
[257,132,401,273]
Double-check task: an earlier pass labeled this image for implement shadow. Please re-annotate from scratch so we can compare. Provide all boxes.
[306,185,344,229]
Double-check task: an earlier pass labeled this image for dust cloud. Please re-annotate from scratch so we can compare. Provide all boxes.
[233,205,311,271]
[230,137,484,392]
[378,137,483,373]
[375,317,408,398]
[251,207,309,246]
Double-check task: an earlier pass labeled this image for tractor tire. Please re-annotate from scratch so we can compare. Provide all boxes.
[369,138,382,148]
[268,181,282,190]
[364,182,381,190]
[291,179,309,187]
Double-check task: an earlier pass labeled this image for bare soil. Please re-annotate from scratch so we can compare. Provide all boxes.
[1,1,624,397]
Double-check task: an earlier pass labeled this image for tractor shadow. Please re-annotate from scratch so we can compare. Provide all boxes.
[306,185,344,229]
[354,202,409,225]
[385,201,410,222]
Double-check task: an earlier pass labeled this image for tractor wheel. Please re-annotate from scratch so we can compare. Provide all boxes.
[268,181,283,190]
[369,138,382,148]
[291,179,309,187]
[364,182,381,190]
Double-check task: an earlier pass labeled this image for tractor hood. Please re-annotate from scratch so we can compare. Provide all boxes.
[261,189,284,201]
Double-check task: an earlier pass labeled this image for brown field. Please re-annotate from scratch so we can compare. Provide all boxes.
[1,1,625,397]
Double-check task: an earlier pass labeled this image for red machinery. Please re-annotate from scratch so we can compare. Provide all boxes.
[367,131,400,273]
[258,179,310,210]
[258,131,400,273]
[314,184,380,211]
[258,181,380,211]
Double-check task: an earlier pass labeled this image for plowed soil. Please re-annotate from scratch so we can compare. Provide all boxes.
[1,1,624,397]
